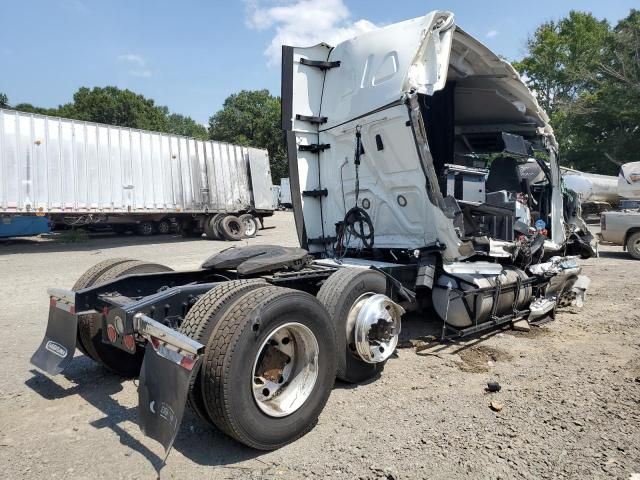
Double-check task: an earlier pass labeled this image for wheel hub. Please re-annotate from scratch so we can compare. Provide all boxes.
[243,217,257,237]
[347,293,404,364]
[252,322,319,417]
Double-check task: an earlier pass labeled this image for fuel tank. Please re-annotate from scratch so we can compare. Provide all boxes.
[432,266,533,328]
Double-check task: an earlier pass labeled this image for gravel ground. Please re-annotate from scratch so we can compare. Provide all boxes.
[0,213,638,479]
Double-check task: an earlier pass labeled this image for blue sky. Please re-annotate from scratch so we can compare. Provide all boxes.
[1,0,637,125]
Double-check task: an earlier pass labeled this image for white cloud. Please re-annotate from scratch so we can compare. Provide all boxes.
[486,29,499,39]
[117,54,153,78]
[245,0,377,66]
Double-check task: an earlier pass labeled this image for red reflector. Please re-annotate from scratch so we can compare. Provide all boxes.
[150,336,160,350]
[70,306,76,315]
[180,355,196,371]
[50,298,57,308]
[122,334,135,352]
[106,324,118,343]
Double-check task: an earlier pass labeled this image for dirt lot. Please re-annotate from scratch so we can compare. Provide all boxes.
[0,212,638,479]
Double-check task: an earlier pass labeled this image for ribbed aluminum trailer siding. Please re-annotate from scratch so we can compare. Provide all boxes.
[0,108,272,215]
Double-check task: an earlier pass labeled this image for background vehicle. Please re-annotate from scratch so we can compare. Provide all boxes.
[599,210,640,259]
[0,108,274,240]
[598,162,640,259]
[31,10,592,457]
[562,168,620,218]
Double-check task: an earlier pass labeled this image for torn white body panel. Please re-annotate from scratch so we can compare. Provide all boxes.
[281,10,592,332]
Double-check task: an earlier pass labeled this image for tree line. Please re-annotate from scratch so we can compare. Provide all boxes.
[1,8,638,178]
[514,9,639,174]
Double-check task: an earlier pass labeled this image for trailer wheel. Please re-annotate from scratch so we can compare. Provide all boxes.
[72,258,134,357]
[155,219,171,235]
[78,260,173,377]
[239,214,258,238]
[178,279,268,423]
[218,215,244,241]
[202,286,337,450]
[204,214,224,240]
[317,267,392,383]
[135,221,155,236]
[627,232,640,260]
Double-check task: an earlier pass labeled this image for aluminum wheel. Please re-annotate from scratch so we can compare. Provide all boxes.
[241,215,258,237]
[252,322,319,418]
[346,293,403,364]
[156,220,171,235]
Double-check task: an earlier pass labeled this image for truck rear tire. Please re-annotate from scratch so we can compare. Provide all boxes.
[239,214,258,238]
[78,260,173,377]
[218,215,244,241]
[135,221,155,236]
[72,258,134,356]
[627,232,640,260]
[178,279,268,424]
[202,286,337,450]
[317,267,388,383]
[155,219,171,235]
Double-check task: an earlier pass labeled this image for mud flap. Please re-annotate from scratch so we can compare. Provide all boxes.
[30,304,78,375]
[138,343,200,455]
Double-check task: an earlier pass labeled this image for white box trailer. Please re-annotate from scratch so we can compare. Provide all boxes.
[279,177,292,207]
[0,108,274,239]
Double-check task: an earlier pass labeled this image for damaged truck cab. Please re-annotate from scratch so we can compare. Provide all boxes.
[282,9,593,332]
[31,11,593,456]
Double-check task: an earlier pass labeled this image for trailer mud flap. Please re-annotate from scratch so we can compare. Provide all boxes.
[30,303,78,375]
[138,343,200,455]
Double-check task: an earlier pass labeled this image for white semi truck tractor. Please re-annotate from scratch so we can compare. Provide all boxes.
[30,11,593,456]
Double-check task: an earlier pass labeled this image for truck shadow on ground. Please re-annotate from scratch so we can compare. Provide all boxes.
[0,232,245,256]
[23,315,522,472]
[597,250,635,260]
[24,357,265,474]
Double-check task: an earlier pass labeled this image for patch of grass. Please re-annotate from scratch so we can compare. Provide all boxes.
[58,228,89,243]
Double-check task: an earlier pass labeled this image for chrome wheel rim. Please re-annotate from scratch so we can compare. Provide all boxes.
[252,322,319,417]
[346,293,403,364]
[158,221,170,234]
[243,217,257,237]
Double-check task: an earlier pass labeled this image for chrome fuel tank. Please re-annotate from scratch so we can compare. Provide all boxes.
[432,266,533,328]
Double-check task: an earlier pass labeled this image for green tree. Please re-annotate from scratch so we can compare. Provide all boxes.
[12,103,60,116]
[166,113,208,139]
[209,89,286,181]
[512,11,624,173]
[67,86,169,131]
[10,86,209,144]
[513,11,610,116]
[567,9,640,170]
[0,93,9,108]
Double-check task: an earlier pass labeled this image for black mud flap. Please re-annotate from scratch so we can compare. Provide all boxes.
[30,304,78,375]
[138,343,200,455]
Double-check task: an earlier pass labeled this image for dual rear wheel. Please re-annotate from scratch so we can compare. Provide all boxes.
[71,258,399,450]
[72,258,174,377]
[180,281,336,449]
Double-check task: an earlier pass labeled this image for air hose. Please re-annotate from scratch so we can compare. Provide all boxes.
[341,125,375,249]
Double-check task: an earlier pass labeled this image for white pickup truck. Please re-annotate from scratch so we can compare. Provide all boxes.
[599,210,640,259]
